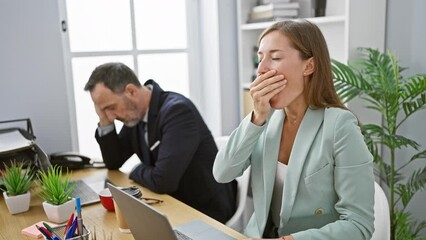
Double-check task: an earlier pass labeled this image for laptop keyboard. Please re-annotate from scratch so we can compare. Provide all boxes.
[174,230,193,240]
[70,179,100,206]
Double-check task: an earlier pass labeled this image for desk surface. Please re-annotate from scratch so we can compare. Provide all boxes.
[0,168,246,239]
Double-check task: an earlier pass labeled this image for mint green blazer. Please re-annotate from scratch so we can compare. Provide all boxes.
[213,107,375,239]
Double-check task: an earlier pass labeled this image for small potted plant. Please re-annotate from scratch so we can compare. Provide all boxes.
[0,160,34,214]
[36,165,76,223]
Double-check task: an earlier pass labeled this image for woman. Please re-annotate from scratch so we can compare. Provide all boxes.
[213,20,375,240]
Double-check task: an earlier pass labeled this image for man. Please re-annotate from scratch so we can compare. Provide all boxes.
[84,62,237,223]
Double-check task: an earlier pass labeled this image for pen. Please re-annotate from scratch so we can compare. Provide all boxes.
[43,222,61,240]
[36,225,53,240]
[65,217,78,239]
[150,140,160,151]
[75,197,83,236]
[64,212,74,234]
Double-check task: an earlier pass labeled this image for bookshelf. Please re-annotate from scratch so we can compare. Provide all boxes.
[237,0,386,117]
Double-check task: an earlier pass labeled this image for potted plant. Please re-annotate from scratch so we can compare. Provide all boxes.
[36,165,76,223]
[0,160,34,214]
[332,47,426,240]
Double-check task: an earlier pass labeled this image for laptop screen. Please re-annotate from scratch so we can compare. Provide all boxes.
[107,183,235,240]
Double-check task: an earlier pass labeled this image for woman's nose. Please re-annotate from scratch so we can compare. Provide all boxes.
[257,59,269,75]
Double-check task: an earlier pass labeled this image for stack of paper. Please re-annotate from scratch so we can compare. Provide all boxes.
[0,130,34,154]
[248,1,300,23]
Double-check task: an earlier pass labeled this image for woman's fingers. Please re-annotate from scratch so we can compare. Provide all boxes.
[250,75,286,104]
[251,69,276,87]
[250,70,283,91]
[253,78,286,98]
[249,70,287,125]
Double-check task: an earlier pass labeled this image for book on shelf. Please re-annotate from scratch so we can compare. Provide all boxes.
[246,16,295,24]
[252,2,300,13]
[260,0,292,4]
[249,9,298,20]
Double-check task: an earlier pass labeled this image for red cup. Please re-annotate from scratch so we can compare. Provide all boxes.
[99,188,115,211]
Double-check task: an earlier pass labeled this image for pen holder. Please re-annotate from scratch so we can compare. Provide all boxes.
[66,228,90,240]
[48,224,91,240]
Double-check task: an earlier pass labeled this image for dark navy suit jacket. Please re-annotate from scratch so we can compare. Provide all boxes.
[95,80,237,223]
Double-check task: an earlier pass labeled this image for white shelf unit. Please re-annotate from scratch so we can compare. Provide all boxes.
[236,0,386,118]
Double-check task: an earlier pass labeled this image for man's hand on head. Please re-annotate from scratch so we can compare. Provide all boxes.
[95,104,114,126]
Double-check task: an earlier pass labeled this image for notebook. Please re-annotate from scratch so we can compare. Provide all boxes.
[107,183,236,240]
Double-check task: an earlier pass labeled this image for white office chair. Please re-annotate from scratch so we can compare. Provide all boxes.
[226,166,252,232]
[215,136,254,232]
[371,181,391,240]
[214,136,231,150]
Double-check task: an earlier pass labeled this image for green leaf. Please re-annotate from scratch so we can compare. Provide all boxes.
[402,93,426,118]
[410,150,426,162]
[36,165,75,205]
[395,167,426,208]
[331,59,369,103]
[0,160,34,196]
[395,211,426,240]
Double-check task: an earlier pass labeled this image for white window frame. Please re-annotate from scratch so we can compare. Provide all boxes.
[58,0,203,154]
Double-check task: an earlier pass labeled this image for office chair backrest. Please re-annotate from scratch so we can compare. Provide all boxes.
[371,181,391,240]
[226,166,251,232]
[215,136,253,232]
[215,136,230,150]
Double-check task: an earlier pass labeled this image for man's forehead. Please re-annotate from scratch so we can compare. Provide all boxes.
[92,84,119,105]
[92,83,115,96]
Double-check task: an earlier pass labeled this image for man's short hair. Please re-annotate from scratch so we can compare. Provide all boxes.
[84,62,142,93]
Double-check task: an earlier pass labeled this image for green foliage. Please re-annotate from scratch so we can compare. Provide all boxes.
[36,165,75,205]
[332,48,426,240]
[0,160,34,196]
[395,211,426,240]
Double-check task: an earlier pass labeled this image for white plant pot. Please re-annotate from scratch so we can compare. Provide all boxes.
[42,198,75,223]
[3,191,31,214]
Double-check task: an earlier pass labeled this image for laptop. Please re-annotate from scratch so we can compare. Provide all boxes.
[70,178,112,206]
[108,183,236,240]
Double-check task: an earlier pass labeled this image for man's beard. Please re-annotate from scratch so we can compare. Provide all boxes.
[121,96,141,127]
[123,119,140,127]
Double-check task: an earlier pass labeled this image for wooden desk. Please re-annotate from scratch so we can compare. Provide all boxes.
[0,168,246,239]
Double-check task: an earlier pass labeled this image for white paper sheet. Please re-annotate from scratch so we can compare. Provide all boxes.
[0,130,34,154]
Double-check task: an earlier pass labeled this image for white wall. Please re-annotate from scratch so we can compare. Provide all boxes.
[199,0,240,137]
[217,0,240,135]
[199,0,221,136]
[0,0,75,154]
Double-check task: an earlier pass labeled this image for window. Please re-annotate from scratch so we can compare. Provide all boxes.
[64,0,195,158]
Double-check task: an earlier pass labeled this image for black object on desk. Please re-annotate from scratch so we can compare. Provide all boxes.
[0,118,51,174]
[50,152,106,169]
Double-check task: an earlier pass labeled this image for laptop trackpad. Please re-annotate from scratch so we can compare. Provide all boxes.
[174,220,235,240]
